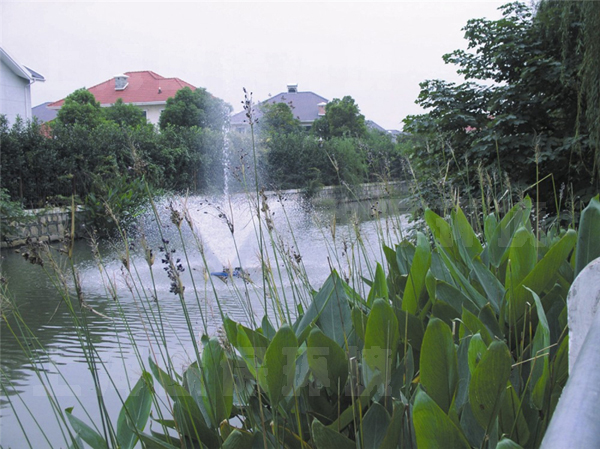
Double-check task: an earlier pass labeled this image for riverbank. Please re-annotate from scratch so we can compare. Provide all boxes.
[0,206,86,248]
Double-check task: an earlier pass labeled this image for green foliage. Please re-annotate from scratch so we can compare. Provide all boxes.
[313,96,367,139]
[403,1,600,214]
[131,197,595,449]
[159,86,231,131]
[0,82,231,233]
[56,88,104,128]
[103,98,147,128]
[259,101,302,137]
[66,372,153,449]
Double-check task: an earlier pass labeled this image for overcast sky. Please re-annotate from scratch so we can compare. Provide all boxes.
[2,1,505,130]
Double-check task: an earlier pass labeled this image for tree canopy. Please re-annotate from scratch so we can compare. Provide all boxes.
[403,1,600,212]
[158,86,231,131]
[313,96,367,139]
[259,102,302,137]
[55,88,104,128]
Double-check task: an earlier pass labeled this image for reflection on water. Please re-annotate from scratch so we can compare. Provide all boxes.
[0,192,408,448]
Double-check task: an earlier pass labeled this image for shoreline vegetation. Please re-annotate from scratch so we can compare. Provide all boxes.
[1,1,600,447]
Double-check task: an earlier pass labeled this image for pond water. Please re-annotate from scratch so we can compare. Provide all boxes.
[0,192,409,448]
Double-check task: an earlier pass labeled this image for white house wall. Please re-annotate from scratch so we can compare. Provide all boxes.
[145,104,165,125]
[1,58,32,125]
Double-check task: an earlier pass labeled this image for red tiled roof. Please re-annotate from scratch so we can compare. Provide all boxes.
[48,71,196,108]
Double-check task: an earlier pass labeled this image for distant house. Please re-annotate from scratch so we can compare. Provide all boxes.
[231,84,328,133]
[48,71,196,125]
[32,102,58,123]
[0,47,45,126]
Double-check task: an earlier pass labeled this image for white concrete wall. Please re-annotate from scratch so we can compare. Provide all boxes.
[0,59,32,125]
[144,104,165,125]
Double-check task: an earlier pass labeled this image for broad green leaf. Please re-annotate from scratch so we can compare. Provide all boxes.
[478,303,503,340]
[575,195,600,276]
[420,318,458,413]
[467,333,488,374]
[455,336,472,411]
[367,262,389,306]
[483,213,498,249]
[508,229,576,324]
[235,324,267,378]
[505,227,536,292]
[395,241,416,276]
[149,358,218,446]
[138,432,180,449]
[425,209,459,260]
[435,280,479,315]
[396,309,424,350]
[488,198,532,268]
[148,358,189,400]
[451,206,483,265]
[461,308,492,345]
[437,247,489,310]
[172,397,219,446]
[222,429,254,449]
[312,419,356,449]
[529,288,551,410]
[402,232,431,314]
[497,437,525,449]
[65,407,108,449]
[351,307,368,342]
[201,337,234,428]
[258,324,298,406]
[379,401,404,449]
[413,390,471,449]
[307,327,348,393]
[468,340,512,430]
[360,402,390,449]
[261,315,276,340]
[117,372,154,449]
[295,271,353,346]
[499,383,530,446]
[471,258,504,313]
[364,298,399,378]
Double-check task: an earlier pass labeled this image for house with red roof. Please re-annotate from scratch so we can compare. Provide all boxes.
[48,71,196,125]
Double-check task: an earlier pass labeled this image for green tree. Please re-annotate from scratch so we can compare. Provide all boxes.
[259,102,302,137]
[313,96,367,139]
[159,86,231,131]
[403,1,599,212]
[55,88,104,128]
[103,98,148,128]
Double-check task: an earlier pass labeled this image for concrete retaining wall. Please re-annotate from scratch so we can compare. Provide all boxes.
[1,207,86,249]
[265,181,408,204]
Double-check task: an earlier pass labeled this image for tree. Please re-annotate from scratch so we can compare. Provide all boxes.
[103,98,148,128]
[55,88,104,128]
[159,86,231,131]
[259,102,302,137]
[313,96,367,139]
[403,1,599,212]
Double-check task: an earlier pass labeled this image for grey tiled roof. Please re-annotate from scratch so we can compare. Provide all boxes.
[32,102,58,122]
[231,90,329,126]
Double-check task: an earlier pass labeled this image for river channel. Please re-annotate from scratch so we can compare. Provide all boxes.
[0,192,409,448]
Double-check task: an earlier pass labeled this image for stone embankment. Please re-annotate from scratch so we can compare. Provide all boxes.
[265,180,409,204]
[1,207,86,249]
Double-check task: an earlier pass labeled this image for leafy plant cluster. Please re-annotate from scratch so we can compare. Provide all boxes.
[232,96,407,193]
[0,86,231,234]
[66,196,600,449]
[403,1,600,215]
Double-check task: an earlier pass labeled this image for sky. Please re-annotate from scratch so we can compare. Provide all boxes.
[2,1,506,131]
